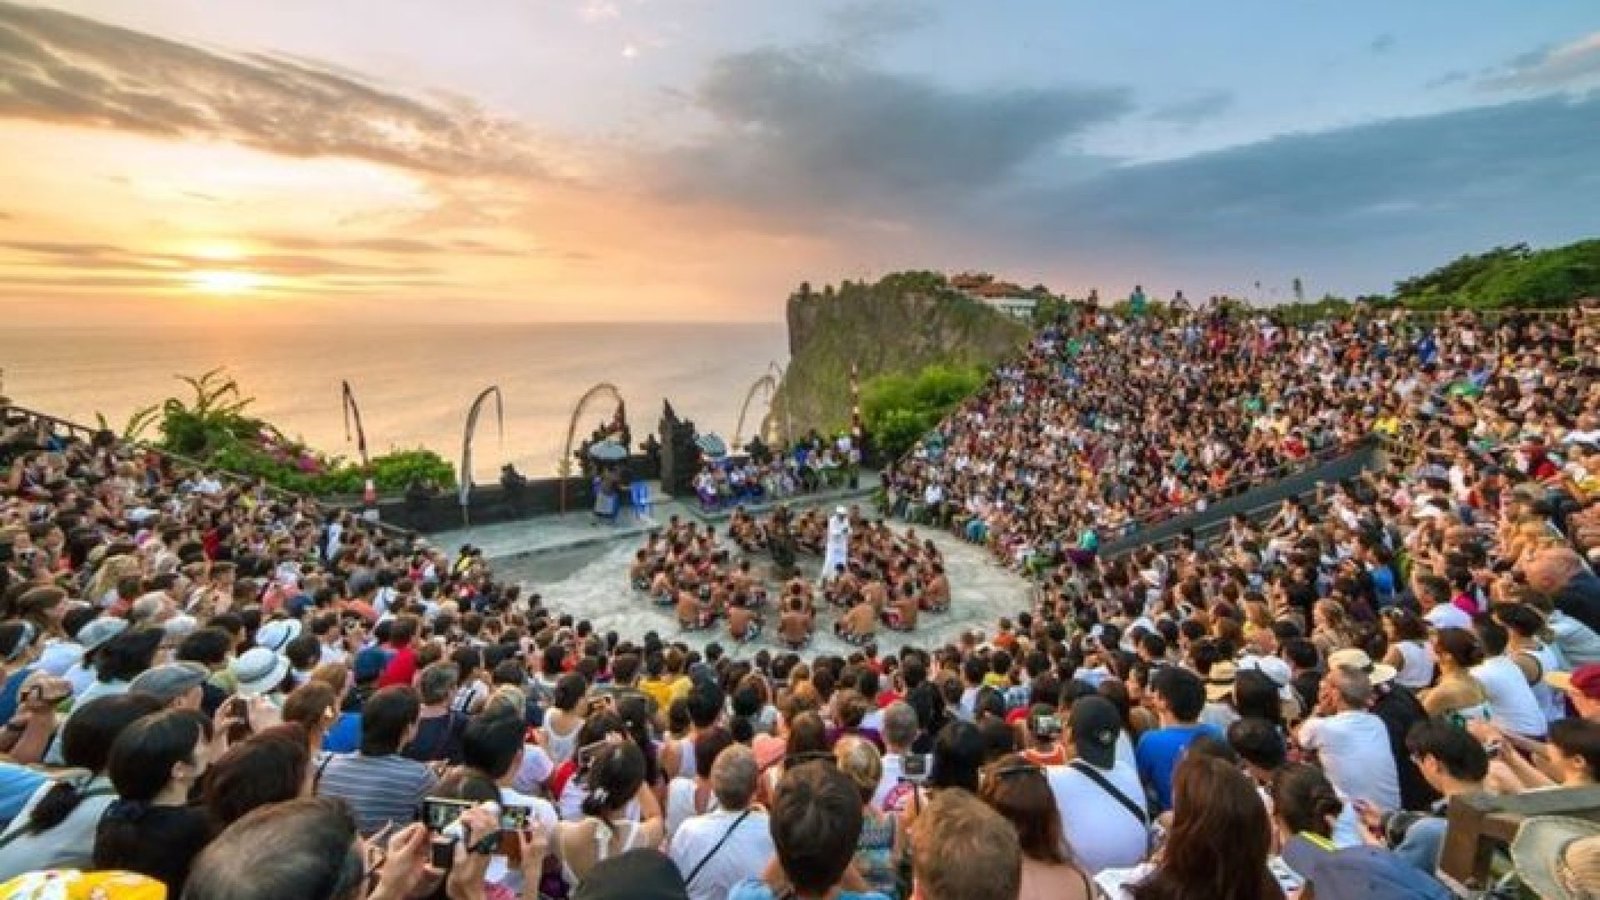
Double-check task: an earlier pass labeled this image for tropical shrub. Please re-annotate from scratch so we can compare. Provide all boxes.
[862,363,986,460]
[108,370,455,497]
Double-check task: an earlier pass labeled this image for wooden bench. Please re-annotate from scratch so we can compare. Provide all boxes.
[1438,785,1600,893]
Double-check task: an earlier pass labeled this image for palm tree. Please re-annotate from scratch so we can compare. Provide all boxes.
[120,368,262,456]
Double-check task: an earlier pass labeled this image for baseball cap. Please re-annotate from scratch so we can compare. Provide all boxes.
[353,647,390,682]
[1546,664,1600,701]
[1068,695,1121,769]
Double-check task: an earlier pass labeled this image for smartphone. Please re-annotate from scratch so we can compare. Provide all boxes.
[418,798,529,855]
[224,697,253,743]
[900,753,930,783]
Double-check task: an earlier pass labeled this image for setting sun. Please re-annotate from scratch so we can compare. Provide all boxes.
[187,269,264,295]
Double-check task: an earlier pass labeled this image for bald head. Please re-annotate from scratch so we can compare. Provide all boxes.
[1523,547,1583,596]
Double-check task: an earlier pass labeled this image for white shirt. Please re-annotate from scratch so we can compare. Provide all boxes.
[1297,711,1400,810]
[1394,641,1435,690]
[669,807,774,900]
[1472,655,1547,738]
[485,787,559,891]
[1424,603,1472,631]
[871,753,905,811]
[666,776,720,841]
[1045,761,1149,875]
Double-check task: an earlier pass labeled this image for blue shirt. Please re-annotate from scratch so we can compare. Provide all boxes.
[728,881,887,900]
[1136,723,1223,811]
[0,763,46,827]
[323,712,363,753]
[0,667,36,724]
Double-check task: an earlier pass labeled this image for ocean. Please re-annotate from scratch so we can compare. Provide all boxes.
[0,322,788,479]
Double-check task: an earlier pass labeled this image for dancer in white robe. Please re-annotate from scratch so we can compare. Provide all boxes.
[821,506,851,583]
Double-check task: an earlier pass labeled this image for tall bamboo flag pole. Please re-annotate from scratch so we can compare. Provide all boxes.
[459,386,504,526]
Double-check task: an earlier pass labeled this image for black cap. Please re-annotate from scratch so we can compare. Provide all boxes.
[1069,696,1122,769]
[575,849,688,900]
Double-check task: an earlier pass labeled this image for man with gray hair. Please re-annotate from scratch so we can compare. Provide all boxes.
[402,662,464,763]
[668,744,773,900]
[872,700,918,810]
[1297,663,1401,809]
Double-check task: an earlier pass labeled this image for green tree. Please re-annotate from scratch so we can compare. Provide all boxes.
[862,363,985,459]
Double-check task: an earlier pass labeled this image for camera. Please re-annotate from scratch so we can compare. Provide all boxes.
[900,753,930,784]
[418,798,524,862]
[1032,715,1062,739]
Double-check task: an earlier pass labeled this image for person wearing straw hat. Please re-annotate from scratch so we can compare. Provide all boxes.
[1510,816,1600,900]
[1201,660,1240,731]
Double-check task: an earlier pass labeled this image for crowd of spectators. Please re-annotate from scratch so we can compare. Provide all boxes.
[0,301,1598,900]
[693,432,860,511]
[882,304,1597,575]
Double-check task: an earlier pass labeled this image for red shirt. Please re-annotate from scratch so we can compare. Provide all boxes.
[378,643,418,688]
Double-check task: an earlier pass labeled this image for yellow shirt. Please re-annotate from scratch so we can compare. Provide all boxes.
[639,677,674,713]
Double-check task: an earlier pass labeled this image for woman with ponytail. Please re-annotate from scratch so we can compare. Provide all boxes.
[551,740,664,890]
[0,693,161,879]
[92,707,215,893]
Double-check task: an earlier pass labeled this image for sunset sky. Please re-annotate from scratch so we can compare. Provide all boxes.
[0,0,1597,325]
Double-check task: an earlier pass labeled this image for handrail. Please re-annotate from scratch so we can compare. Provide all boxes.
[1123,439,1354,529]
[1,403,415,537]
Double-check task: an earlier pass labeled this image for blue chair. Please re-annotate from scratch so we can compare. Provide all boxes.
[630,482,654,520]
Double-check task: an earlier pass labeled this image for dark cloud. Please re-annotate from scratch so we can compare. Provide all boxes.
[1147,90,1234,125]
[1016,93,1600,289]
[1478,32,1600,91]
[1369,34,1396,55]
[653,47,1130,221]
[0,1,553,178]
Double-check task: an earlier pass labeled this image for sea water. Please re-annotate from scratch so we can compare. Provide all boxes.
[0,322,786,479]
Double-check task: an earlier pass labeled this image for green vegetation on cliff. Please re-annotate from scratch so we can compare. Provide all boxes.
[1392,240,1600,309]
[771,272,1030,438]
[861,363,987,459]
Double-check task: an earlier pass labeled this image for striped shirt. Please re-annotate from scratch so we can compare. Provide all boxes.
[316,752,438,835]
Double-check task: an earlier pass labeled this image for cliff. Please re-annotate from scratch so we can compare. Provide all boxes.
[770,271,1032,440]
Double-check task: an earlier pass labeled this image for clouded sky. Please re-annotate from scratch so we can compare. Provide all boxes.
[1,0,1596,324]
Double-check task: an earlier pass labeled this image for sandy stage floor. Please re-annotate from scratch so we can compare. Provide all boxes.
[492,526,1034,659]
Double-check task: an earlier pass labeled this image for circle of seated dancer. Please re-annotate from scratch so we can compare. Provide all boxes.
[628,508,948,648]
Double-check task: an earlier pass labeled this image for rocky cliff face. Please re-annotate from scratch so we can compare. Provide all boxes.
[770,272,1031,439]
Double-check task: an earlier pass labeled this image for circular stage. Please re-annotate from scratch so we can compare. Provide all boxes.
[493,526,1034,658]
